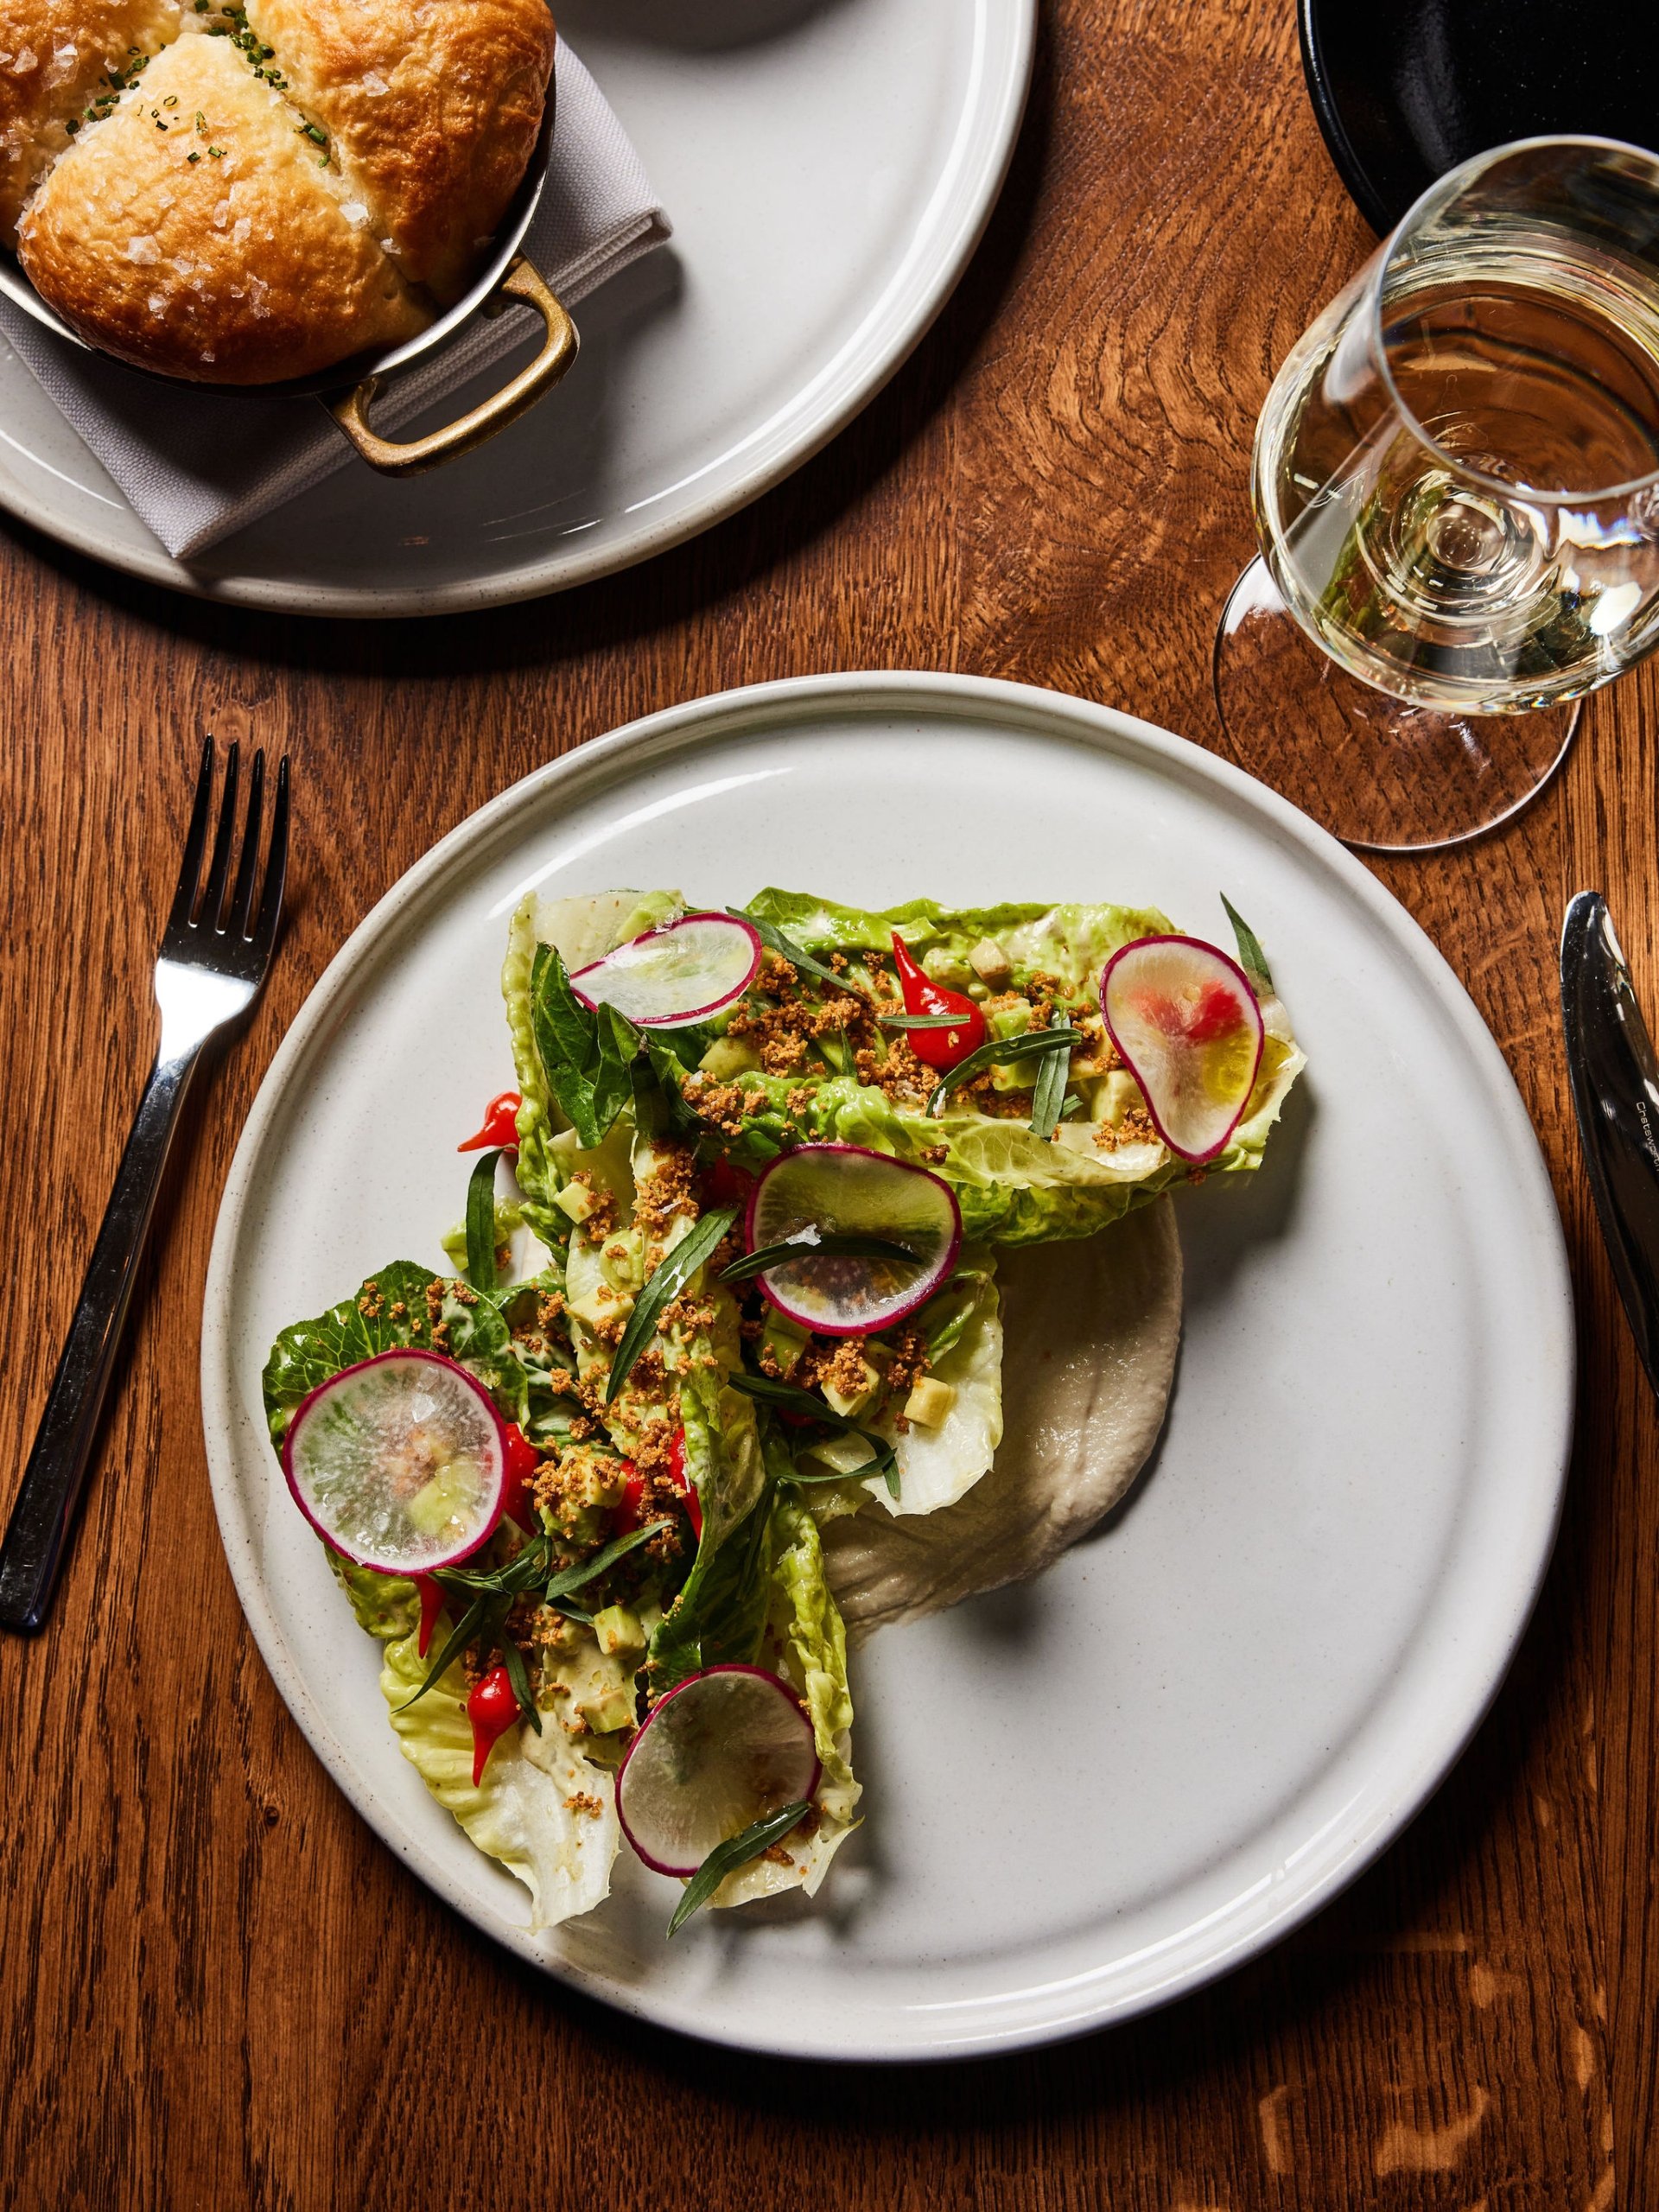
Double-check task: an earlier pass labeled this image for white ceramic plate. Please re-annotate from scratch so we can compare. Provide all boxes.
[201,673,1573,2058]
[0,0,1033,616]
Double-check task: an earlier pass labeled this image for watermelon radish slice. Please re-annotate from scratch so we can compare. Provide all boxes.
[283,1349,508,1574]
[615,1665,820,1878]
[1100,936,1264,1163]
[745,1143,961,1336]
[570,912,762,1028]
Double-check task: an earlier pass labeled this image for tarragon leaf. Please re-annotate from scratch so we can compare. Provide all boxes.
[720,1231,915,1283]
[667,1799,812,1936]
[1028,1018,1073,1141]
[543,1520,674,1602]
[729,1372,899,1497]
[605,1207,739,1403]
[464,1149,504,1293]
[924,1026,1077,1116]
[530,944,640,1149]
[734,907,860,995]
[1221,894,1274,995]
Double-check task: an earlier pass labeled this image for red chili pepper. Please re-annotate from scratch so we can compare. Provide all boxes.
[414,1573,445,1659]
[666,1425,702,1541]
[612,1457,645,1536]
[889,933,986,1071]
[458,1090,522,1154]
[701,1156,755,1212]
[467,1665,519,1785]
[500,1421,539,1529]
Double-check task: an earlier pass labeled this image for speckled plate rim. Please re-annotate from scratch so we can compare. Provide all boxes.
[200,671,1573,2058]
[0,3,1034,617]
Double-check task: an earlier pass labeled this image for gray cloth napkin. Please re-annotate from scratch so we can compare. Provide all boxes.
[0,39,668,558]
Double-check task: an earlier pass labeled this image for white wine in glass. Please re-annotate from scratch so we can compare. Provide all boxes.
[1216,137,1659,850]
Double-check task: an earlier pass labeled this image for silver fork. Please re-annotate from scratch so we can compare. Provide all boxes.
[0,739,289,1634]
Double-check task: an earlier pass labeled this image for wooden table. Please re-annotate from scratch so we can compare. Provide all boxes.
[0,2,1645,2203]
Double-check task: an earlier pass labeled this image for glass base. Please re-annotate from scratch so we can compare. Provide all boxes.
[1211,558,1581,853]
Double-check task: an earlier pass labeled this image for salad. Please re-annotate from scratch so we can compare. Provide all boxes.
[262,887,1303,1936]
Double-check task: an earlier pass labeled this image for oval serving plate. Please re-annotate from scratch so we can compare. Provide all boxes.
[201,671,1572,2059]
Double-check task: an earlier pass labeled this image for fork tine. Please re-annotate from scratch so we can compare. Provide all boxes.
[166,737,217,932]
[200,741,240,931]
[250,755,290,969]
[228,748,266,939]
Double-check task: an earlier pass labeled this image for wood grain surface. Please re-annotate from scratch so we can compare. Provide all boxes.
[0,1,1645,2205]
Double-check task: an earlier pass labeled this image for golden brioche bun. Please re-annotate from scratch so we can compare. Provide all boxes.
[8,0,554,384]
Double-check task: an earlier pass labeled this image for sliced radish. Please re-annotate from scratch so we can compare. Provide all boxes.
[570,912,762,1028]
[1100,935,1264,1163]
[745,1142,961,1336]
[615,1665,820,1878]
[283,1349,507,1574]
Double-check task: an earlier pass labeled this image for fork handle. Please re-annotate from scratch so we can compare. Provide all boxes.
[0,1046,202,1633]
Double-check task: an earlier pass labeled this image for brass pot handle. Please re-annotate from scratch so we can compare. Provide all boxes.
[327,257,578,478]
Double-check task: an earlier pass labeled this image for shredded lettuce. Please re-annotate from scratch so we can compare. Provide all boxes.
[380,1628,620,1932]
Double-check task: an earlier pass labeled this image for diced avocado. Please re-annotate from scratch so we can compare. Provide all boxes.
[969,938,1012,988]
[822,1355,880,1421]
[922,950,974,991]
[404,1463,469,1537]
[592,1603,646,1656]
[565,1227,638,1330]
[576,1678,638,1734]
[760,1306,812,1378]
[799,1431,880,1478]
[555,1179,598,1224]
[985,999,1039,1091]
[1090,1068,1143,1124]
[904,1376,957,1428]
[700,1033,762,1078]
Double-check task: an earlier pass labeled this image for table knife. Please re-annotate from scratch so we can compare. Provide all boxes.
[1560,890,1659,1397]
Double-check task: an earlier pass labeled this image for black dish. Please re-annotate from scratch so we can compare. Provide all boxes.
[1300,0,1659,235]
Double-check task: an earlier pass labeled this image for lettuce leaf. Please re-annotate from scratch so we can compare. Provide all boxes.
[646,1370,772,1692]
[709,1487,860,1907]
[746,887,1173,995]
[327,1549,419,1639]
[261,1260,529,1444]
[503,890,682,1247]
[883,1250,1003,1515]
[380,1627,620,1932]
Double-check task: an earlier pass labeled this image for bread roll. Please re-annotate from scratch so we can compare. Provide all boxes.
[8,0,554,384]
[0,0,183,239]
[241,0,553,300]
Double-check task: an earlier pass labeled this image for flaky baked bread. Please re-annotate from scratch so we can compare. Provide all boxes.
[1,0,554,384]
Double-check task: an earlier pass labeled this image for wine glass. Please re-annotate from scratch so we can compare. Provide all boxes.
[1214,137,1659,851]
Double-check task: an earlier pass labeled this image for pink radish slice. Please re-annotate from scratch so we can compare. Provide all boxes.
[745,1143,961,1337]
[569,912,762,1027]
[1100,935,1264,1163]
[616,1665,821,1878]
[283,1349,507,1573]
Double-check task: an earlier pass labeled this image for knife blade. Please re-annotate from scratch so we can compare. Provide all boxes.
[1560,890,1659,1399]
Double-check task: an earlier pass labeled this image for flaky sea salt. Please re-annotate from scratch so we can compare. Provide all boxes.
[340,200,368,226]
[232,216,250,244]
[360,71,387,94]
[125,235,160,264]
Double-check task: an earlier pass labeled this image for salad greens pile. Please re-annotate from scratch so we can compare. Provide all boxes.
[263,884,1303,1936]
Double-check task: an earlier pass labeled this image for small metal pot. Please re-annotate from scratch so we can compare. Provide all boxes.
[0,65,576,476]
